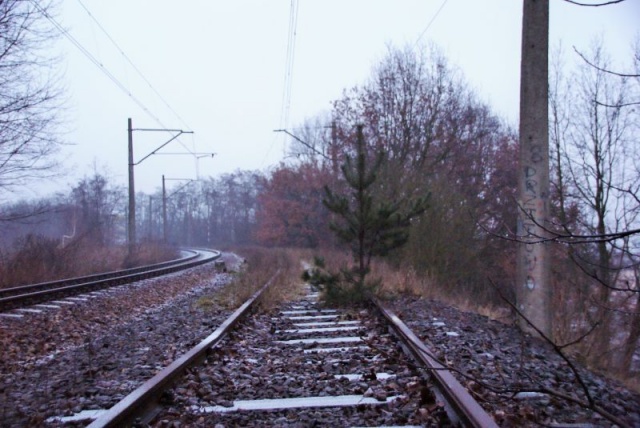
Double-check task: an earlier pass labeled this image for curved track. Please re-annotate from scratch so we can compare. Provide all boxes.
[0,248,220,312]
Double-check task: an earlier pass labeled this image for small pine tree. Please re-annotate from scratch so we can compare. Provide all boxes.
[323,125,429,298]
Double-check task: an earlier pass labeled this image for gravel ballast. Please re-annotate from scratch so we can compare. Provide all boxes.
[2,257,640,427]
[387,296,640,427]
[151,295,449,427]
[0,255,238,426]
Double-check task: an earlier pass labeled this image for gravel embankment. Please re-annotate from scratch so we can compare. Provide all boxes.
[387,296,640,427]
[0,255,239,426]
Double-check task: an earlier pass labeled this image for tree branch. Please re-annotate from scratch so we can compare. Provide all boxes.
[573,46,640,77]
[489,278,596,409]
[596,100,640,108]
[564,0,627,6]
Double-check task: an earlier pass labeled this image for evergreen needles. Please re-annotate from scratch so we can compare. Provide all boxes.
[322,125,429,300]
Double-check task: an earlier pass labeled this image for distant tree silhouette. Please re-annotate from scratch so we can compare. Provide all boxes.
[256,162,332,248]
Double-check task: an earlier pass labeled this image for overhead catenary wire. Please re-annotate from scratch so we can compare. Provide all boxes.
[75,0,193,133]
[415,0,449,46]
[279,0,299,132]
[73,0,196,156]
[31,1,162,126]
[264,0,299,166]
[32,0,196,156]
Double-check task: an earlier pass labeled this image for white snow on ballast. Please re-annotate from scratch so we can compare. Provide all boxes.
[303,345,370,354]
[281,309,338,315]
[286,314,339,321]
[46,409,105,423]
[334,372,395,381]
[293,320,360,327]
[202,394,400,413]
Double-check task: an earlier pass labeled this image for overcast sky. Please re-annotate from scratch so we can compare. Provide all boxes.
[36,0,639,197]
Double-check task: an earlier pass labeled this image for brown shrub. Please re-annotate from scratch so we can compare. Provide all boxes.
[0,236,178,288]
[197,247,306,311]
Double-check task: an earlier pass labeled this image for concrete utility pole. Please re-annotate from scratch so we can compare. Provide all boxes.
[126,118,195,257]
[162,174,168,244]
[127,118,135,256]
[517,0,551,337]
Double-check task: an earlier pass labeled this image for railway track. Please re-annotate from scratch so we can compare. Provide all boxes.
[37,274,496,427]
[3,252,639,426]
[0,248,220,313]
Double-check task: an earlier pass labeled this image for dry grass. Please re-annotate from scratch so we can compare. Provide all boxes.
[372,261,511,322]
[296,249,513,323]
[0,237,178,288]
[198,247,312,312]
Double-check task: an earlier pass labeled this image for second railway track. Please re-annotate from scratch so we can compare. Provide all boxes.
[0,248,220,313]
[0,253,238,426]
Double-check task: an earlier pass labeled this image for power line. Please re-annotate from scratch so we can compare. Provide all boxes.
[415,0,449,46]
[31,1,163,126]
[269,0,299,163]
[280,0,300,131]
[32,1,196,156]
[75,0,193,132]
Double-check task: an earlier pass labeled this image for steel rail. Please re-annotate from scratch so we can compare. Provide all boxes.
[0,249,199,298]
[0,249,220,311]
[372,297,498,428]
[87,270,280,428]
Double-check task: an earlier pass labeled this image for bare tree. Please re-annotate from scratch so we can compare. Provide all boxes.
[71,170,124,246]
[549,40,639,369]
[328,43,520,305]
[285,114,334,165]
[0,0,63,198]
[189,171,262,247]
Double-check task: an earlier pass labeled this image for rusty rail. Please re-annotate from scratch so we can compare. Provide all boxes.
[373,298,498,428]
[87,270,280,428]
